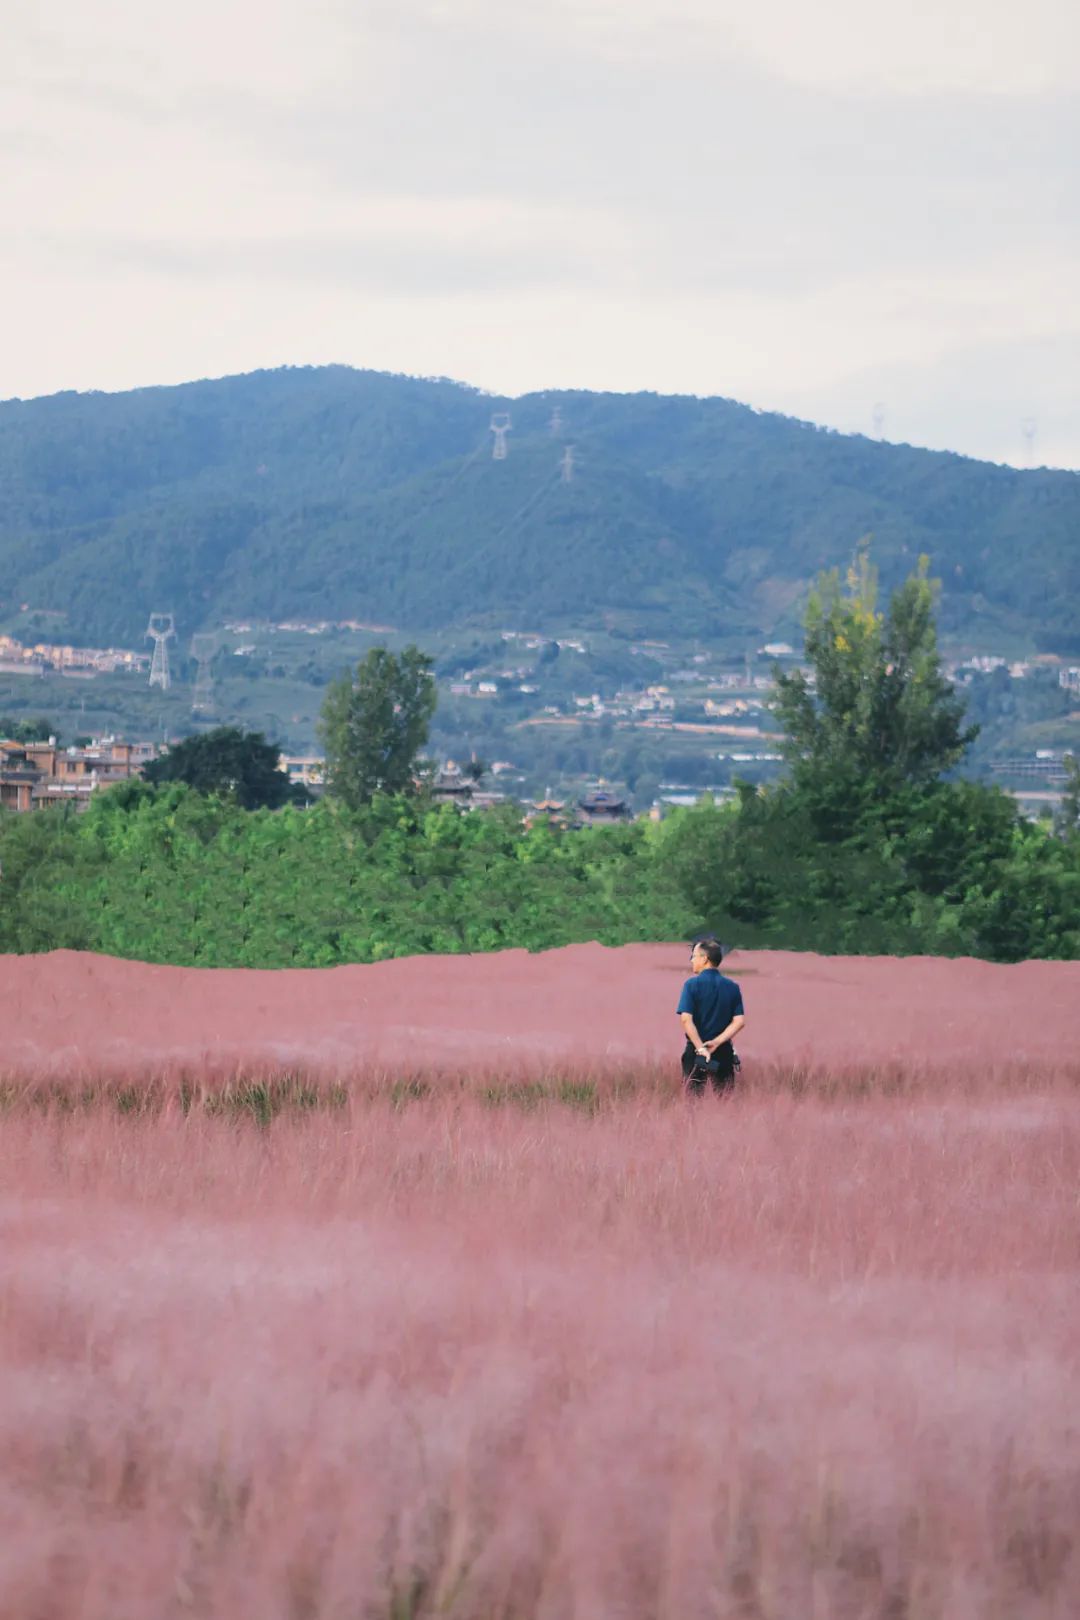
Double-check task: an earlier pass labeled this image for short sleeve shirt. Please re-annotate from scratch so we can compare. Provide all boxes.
[676,969,744,1043]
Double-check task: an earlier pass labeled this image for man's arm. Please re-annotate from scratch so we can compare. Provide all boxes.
[678,1011,709,1057]
[705,1014,746,1054]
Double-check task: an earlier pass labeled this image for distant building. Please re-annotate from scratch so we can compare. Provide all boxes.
[704,697,758,717]
[645,686,676,711]
[989,754,1070,783]
[279,755,325,790]
[576,789,631,827]
[525,794,568,830]
[0,632,148,675]
[0,735,158,813]
[469,789,507,811]
[430,761,474,806]
[0,751,39,811]
[0,659,45,677]
[958,655,1008,676]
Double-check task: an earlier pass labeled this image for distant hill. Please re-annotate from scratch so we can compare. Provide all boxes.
[1,365,1077,652]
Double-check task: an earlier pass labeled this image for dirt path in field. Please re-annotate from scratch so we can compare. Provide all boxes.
[2,945,1078,1080]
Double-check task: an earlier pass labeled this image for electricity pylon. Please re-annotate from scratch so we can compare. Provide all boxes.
[490,413,512,460]
[146,613,176,691]
[190,632,218,715]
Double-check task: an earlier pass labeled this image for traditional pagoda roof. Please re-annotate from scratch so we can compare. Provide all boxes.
[578,789,627,813]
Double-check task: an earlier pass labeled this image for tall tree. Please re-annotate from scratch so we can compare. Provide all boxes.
[773,548,977,806]
[142,726,292,810]
[318,645,436,809]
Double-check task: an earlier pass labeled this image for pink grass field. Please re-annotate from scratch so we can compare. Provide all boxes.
[2,947,1080,1617]
[4,942,1080,1086]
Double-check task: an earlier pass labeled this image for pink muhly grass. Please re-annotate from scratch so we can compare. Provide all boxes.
[3,1047,1080,1115]
[0,1085,1078,1617]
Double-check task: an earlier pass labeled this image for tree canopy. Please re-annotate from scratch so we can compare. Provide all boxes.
[0,716,57,743]
[318,646,437,809]
[142,726,292,809]
[659,554,1080,961]
[774,549,977,822]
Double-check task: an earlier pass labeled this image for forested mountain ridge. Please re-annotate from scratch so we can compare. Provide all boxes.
[1,365,1077,651]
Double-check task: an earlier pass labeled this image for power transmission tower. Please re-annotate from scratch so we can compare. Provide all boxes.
[560,445,576,484]
[549,405,563,436]
[190,632,218,715]
[871,402,886,440]
[490,412,512,460]
[146,613,176,691]
[1021,417,1037,465]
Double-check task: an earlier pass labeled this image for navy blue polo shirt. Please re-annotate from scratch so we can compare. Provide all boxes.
[676,969,744,1043]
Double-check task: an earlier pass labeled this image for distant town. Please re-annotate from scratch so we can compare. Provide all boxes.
[2,617,1078,820]
[0,632,150,677]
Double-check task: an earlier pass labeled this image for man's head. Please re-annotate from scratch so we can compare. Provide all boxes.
[689,936,724,971]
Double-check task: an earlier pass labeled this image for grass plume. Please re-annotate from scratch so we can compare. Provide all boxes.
[0,1059,1078,1615]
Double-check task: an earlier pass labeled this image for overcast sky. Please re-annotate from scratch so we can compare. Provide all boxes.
[3,0,1078,467]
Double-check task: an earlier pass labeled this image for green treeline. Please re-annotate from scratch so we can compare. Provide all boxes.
[0,772,1077,965]
[0,788,692,965]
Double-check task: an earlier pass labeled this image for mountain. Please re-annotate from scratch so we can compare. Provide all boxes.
[1,365,1077,651]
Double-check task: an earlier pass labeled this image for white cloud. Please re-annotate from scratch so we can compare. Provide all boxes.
[8,0,359,102]
[1,0,1077,468]
[522,0,1080,94]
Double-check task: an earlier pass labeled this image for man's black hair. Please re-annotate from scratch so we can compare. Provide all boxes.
[690,935,724,967]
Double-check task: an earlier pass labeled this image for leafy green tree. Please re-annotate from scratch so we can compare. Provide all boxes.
[654,555,1080,962]
[774,549,976,821]
[318,645,436,809]
[142,726,292,809]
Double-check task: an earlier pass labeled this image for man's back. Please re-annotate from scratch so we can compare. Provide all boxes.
[676,967,744,1043]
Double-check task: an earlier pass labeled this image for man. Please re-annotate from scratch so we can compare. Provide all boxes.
[676,937,746,1094]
